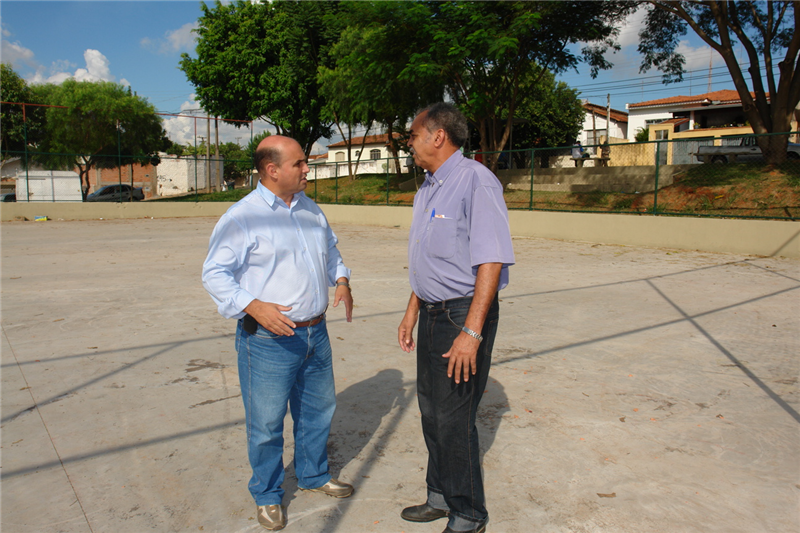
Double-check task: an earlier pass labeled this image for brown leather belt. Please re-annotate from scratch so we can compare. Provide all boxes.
[293,314,325,328]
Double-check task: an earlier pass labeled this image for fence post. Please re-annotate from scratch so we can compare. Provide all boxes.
[117,120,124,203]
[23,105,30,203]
[529,148,535,210]
[335,162,339,204]
[653,141,661,215]
[386,157,390,205]
[314,165,317,199]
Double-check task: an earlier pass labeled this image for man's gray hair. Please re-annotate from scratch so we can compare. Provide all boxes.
[253,144,281,175]
[419,102,468,148]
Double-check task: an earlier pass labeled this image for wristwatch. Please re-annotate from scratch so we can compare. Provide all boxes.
[336,280,350,289]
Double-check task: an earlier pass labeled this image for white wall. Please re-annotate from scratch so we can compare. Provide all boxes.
[15,171,82,202]
[156,157,224,197]
[327,143,408,164]
[626,109,672,141]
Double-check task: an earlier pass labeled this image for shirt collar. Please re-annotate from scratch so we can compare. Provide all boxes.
[256,181,304,209]
[425,150,464,186]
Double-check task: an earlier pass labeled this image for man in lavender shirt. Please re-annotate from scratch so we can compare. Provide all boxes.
[397,103,515,533]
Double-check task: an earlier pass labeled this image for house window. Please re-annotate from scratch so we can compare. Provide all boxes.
[335,152,345,161]
[355,151,360,158]
[370,149,381,160]
[655,130,669,140]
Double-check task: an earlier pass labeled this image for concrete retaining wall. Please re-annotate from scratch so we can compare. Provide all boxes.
[2,202,798,258]
[499,164,694,193]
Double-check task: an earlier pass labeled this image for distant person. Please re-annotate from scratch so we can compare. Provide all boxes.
[599,140,611,167]
[398,103,515,533]
[571,140,584,166]
[202,135,354,531]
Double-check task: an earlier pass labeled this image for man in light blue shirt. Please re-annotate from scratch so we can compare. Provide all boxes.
[202,135,354,531]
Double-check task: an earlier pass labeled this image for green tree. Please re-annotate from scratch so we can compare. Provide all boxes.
[31,80,168,201]
[638,1,799,164]
[406,1,636,172]
[319,2,442,180]
[511,68,585,167]
[0,64,45,161]
[180,0,340,156]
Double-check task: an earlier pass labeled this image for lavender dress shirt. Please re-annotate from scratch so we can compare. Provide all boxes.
[408,150,515,303]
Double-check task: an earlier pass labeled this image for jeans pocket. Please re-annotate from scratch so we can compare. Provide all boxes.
[253,326,281,340]
[444,309,465,333]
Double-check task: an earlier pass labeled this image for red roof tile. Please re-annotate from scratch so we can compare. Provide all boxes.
[629,90,766,109]
[327,133,401,149]
[583,102,628,123]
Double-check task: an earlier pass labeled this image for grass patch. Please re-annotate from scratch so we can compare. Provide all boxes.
[152,164,799,219]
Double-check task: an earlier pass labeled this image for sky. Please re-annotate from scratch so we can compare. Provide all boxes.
[1,1,754,152]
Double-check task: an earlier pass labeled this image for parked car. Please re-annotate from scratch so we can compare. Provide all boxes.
[86,184,144,202]
[695,136,800,164]
[1,192,16,202]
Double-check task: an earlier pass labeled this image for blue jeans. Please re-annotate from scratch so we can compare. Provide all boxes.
[417,295,499,531]
[236,318,336,505]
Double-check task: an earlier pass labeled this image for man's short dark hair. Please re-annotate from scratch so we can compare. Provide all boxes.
[253,144,281,175]
[419,103,469,148]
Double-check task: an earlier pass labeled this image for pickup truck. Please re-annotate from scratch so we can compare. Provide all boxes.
[695,136,800,164]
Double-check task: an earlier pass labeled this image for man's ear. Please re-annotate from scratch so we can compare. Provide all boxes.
[264,162,278,179]
[432,129,447,148]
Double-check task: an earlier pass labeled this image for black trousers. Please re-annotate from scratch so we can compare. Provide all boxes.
[417,294,499,527]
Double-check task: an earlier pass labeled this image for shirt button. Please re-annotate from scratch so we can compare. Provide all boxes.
[438,180,442,184]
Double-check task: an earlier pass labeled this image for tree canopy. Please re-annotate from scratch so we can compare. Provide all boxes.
[0,64,45,161]
[31,80,168,200]
[639,0,799,163]
[180,0,340,156]
[403,1,636,171]
[509,68,585,167]
[318,2,443,178]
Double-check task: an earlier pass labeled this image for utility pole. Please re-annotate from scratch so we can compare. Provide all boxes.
[606,94,612,143]
[214,116,220,192]
[206,116,212,193]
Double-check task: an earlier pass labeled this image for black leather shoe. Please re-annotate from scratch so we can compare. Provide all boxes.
[401,503,449,522]
[442,520,487,533]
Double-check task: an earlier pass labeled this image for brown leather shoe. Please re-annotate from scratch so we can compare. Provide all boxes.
[301,478,354,498]
[401,502,449,522]
[256,504,286,530]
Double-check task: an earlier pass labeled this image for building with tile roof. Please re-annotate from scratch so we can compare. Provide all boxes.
[625,90,758,141]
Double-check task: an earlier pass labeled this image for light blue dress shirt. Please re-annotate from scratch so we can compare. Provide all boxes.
[202,182,351,322]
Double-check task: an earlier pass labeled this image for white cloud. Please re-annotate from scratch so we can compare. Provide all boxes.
[616,8,648,49]
[1,39,37,68]
[165,22,198,53]
[676,40,726,71]
[161,95,274,146]
[2,27,12,38]
[141,22,198,55]
[27,49,124,86]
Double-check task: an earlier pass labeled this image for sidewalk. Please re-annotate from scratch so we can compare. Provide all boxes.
[2,218,798,533]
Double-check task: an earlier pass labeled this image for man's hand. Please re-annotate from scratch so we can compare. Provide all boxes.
[332,281,353,322]
[442,333,481,384]
[398,292,420,353]
[398,313,417,353]
[244,299,296,336]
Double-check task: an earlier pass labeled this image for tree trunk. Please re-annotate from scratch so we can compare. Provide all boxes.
[80,165,90,202]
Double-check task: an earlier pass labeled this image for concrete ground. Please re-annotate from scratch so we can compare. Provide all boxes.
[2,217,798,533]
